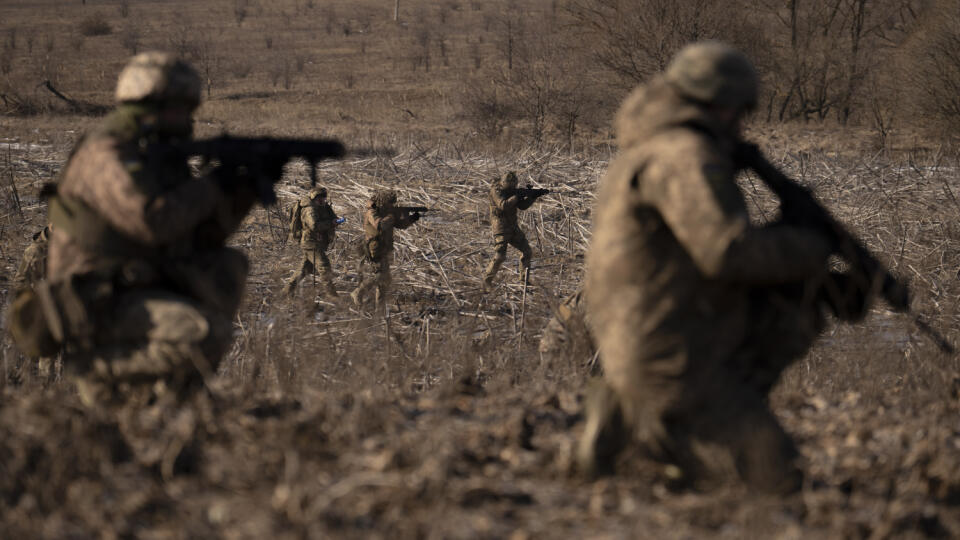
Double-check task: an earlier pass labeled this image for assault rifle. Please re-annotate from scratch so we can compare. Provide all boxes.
[160,135,346,206]
[737,142,954,354]
[505,184,550,200]
[505,184,550,210]
[396,206,430,220]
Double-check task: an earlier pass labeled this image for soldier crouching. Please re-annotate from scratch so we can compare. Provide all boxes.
[580,43,862,493]
[8,52,272,407]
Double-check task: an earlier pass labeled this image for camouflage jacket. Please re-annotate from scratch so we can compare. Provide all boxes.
[585,78,831,378]
[362,206,414,262]
[47,105,255,295]
[12,228,49,290]
[488,184,521,235]
[299,200,338,249]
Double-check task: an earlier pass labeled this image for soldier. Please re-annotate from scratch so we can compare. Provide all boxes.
[284,186,340,297]
[9,52,274,406]
[12,224,58,379]
[482,171,537,291]
[12,225,52,292]
[580,42,868,492]
[538,288,597,370]
[350,190,422,309]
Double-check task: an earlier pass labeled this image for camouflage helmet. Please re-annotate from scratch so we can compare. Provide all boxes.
[372,189,397,209]
[664,42,757,110]
[499,171,519,190]
[115,51,202,107]
[308,187,328,200]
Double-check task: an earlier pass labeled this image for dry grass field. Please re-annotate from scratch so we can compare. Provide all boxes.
[2,0,960,538]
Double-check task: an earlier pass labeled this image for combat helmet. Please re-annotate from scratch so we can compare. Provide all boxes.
[372,189,398,209]
[664,42,757,110]
[499,171,519,190]
[115,51,202,107]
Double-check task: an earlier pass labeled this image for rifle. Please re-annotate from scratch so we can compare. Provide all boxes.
[163,135,346,206]
[737,142,954,354]
[395,206,430,215]
[505,184,551,201]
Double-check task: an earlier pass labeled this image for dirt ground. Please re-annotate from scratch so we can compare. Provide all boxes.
[1,1,959,536]
[1,134,959,538]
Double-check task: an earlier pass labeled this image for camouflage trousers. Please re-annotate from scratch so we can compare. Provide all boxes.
[73,288,235,407]
[596,285,825,492]
[286,245,336,296]
[483,229,532,287]
[352,256,391,308]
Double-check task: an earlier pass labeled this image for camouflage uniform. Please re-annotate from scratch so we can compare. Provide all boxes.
[350,190,419,308]
[38,52,261,405]
[582,43,836,492]
[12,225,58,378]
[483,172,533,290]
[284,187,339,297]
[13,226,51,291]
[538,288,597,369]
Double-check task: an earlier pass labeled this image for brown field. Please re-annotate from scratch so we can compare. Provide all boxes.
[2,1,960,538]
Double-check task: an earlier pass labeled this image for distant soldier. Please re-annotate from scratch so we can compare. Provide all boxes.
[12,225,52,291]
[580,43,870,492]
[12,224,58,379]
[7,52,280,406]
[482,172,545,291]
[350,190,422,309]
[538,288,597,370]
[284,186,341,297]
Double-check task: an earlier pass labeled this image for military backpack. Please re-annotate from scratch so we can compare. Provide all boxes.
[288,199,304,243]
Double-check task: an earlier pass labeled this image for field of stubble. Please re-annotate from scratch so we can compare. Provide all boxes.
[2,0,960,537]
[1,130,959,538]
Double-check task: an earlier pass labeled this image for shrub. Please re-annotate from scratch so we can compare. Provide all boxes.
[78,13,112,37]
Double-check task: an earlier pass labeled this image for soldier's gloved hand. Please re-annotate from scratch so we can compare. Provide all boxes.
[733,142,761,170]
[410,211,422,223]
[818,271,871,322]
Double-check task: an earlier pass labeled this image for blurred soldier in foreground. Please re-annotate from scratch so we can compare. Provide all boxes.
[350,190,423,309]
[284,186,341,298]
[9,52,271,406]
[580,42,871,492]
[538,288,597,371]
[482,172,546,291]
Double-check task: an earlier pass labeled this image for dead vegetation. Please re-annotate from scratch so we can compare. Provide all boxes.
[1,126,959,537]
[0,0,959,537]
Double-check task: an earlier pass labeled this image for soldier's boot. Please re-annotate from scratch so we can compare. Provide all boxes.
[482,274,496,293]
[576,377,628,478]
[483,257,503,292]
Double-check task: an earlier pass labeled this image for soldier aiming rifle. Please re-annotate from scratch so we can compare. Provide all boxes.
[482,172,550,291]
[350,190,426,309]
[7,51,347,407]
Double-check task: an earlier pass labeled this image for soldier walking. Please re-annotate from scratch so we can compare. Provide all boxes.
[284,186,340,297]
[350,190,422,309]
[482,171,541,291]
[580,42,871,492]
